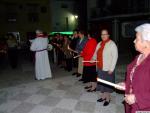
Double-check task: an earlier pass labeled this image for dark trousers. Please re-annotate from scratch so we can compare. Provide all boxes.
[72,53,78,68]
[57,51,63,65]
[48,50,54,64]
[8,48,18,68]
[66,58,72,71]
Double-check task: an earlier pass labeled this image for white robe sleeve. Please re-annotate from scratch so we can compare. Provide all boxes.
[30,39,38,51]
[30,38,48,51]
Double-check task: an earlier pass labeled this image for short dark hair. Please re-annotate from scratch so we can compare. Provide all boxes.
[78,29,86,35]
[73,29,79,34]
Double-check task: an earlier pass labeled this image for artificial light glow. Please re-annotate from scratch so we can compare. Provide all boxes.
[50,31,73,35]
[74,15,78,19]
[69,14,78,22]
[70,15,75,21]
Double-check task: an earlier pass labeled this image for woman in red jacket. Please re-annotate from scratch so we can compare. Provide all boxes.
[80,32,97,92]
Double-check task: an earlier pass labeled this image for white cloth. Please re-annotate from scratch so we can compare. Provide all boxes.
[135,23,150,41]
[30,37,52,80]
[78,57,83,74]
[92,40,118,72]
[47,44,53,51]
[29,39,35,43]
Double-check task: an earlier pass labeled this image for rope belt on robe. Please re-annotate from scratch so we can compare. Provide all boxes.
[36,49,47,52]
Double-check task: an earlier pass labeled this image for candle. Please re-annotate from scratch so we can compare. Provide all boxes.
[82,61,99,62]
[73,55,81,59]
[97,78,125,90]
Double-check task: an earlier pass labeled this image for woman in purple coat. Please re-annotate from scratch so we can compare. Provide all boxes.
[117,23,150,113]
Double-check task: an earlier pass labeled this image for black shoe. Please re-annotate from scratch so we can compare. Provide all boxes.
[76,73,81,77]
[87,88,96,92]
[67,70,72,72]
[82,81,88,84]
[78,78,84,81]
[60,66,64,68]
[103,100,110,106]
[84,86,92,89]
[97,98,106,102]
[72,72,78,75]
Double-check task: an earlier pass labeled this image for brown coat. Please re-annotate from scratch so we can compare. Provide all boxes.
[62,39,72,59]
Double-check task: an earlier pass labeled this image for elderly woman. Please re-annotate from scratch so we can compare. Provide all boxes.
[117,23,150,113]
[92,29,118,106]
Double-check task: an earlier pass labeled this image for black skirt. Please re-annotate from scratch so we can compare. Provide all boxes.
[97,69,115,93]
[82,65,97,82]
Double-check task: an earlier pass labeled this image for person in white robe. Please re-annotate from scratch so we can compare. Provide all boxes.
[30,30,52,80]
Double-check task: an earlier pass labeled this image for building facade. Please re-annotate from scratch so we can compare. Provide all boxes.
[50,0,78,32]
[0,0,51,42]
[87,0,150,55]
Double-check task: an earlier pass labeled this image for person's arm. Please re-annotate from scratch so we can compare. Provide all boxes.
[91,43,100,61]
[30,40,37,51]
[84,40,97,60]
[80,40,87,57]
[109,42,118,72]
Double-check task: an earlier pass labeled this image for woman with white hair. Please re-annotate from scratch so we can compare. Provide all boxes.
[117,23,150,113]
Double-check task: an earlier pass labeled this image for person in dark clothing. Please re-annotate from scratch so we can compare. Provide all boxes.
[62,35,73,71]
[7,33,18,69]
[0,38,7,68]
[75,30,88,80]
[56,34,64,66]
[69,31,79,75]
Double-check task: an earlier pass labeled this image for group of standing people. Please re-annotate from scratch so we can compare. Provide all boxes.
[30,29,118,106]
[68,29,118,106]
[69,25,150,112]
[30,23,150,113]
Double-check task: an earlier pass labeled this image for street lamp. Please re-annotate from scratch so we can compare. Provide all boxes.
[74,15,78,19]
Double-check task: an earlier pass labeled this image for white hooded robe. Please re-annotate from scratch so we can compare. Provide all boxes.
[30,37,52,80]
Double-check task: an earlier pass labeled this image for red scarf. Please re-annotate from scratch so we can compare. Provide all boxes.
[97,38,110,69]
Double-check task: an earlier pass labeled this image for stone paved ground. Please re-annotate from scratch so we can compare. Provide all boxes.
[0,54,130,113]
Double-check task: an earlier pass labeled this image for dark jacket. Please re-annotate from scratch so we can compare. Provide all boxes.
[75,36,88,54]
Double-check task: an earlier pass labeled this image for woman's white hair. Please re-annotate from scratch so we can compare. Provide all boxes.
[135,23,150,41]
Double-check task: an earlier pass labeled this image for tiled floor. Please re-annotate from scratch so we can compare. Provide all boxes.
[0,54,128,113]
